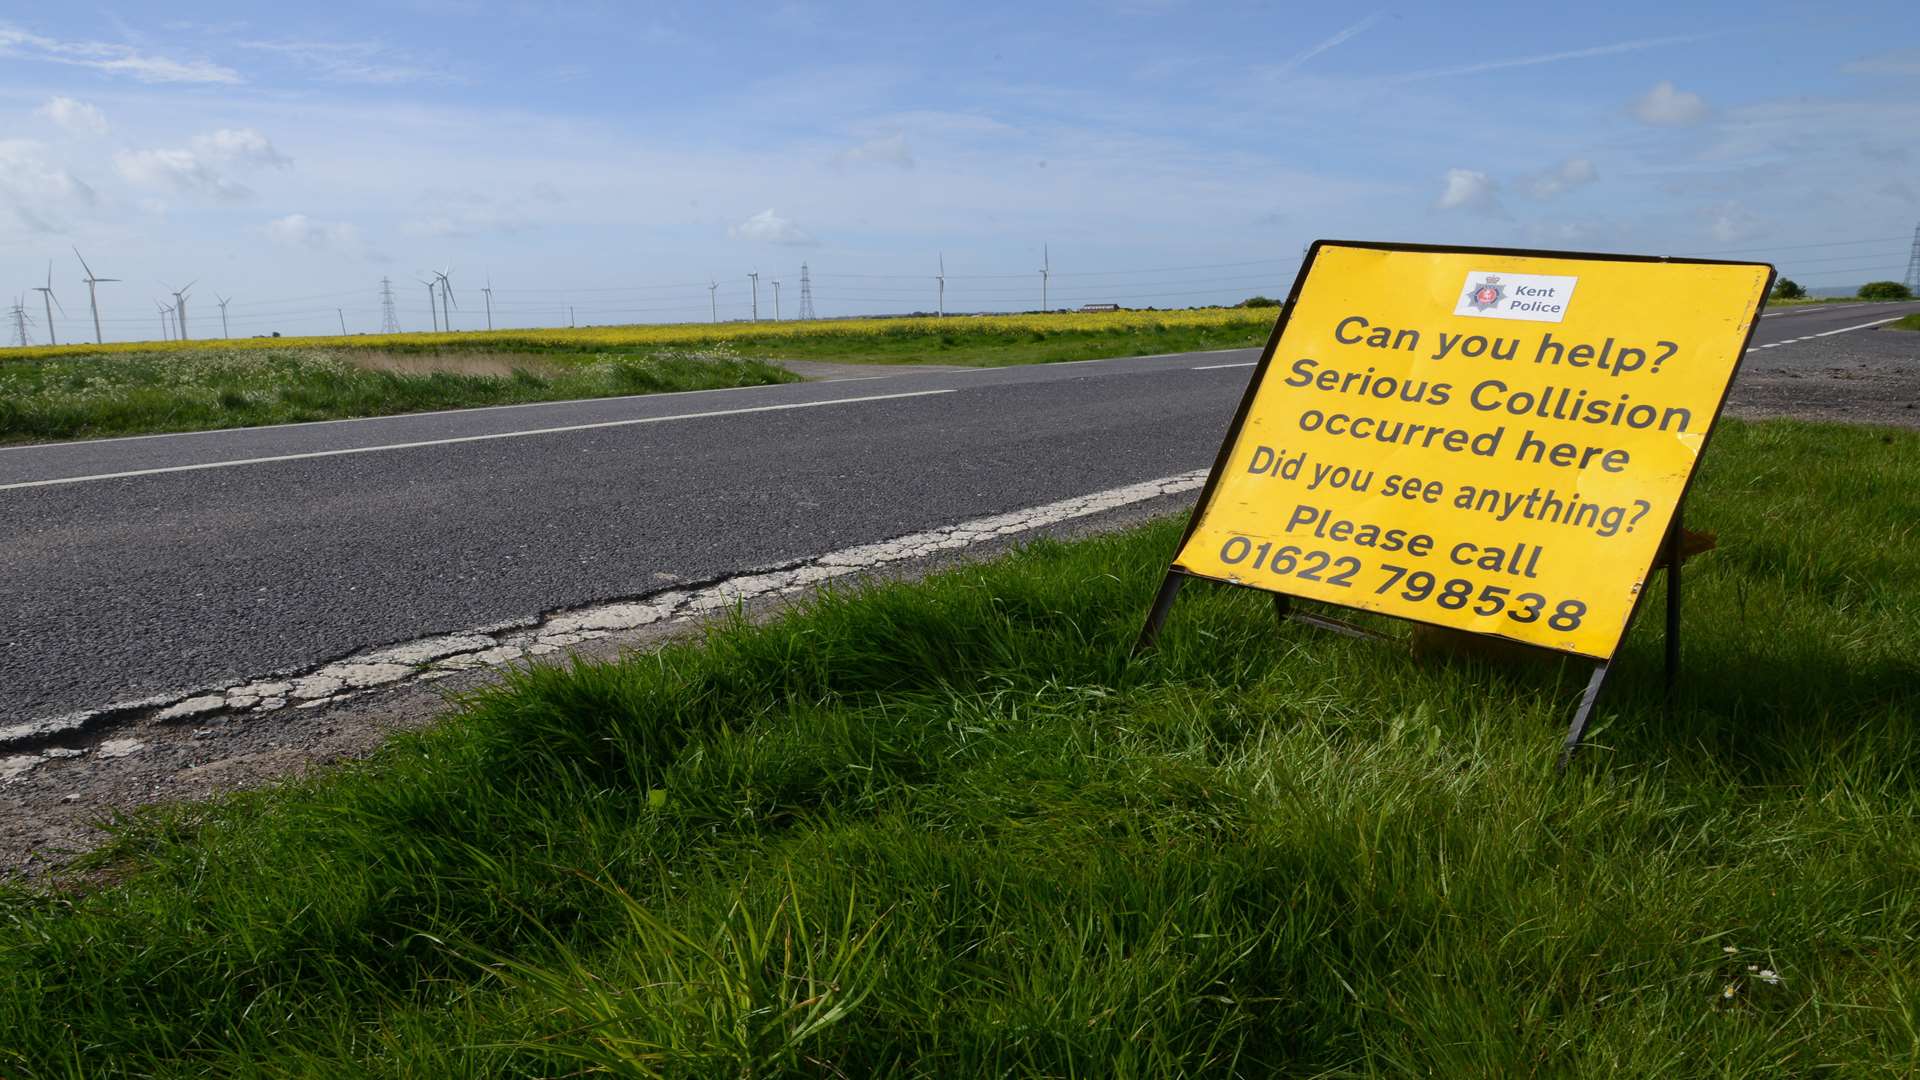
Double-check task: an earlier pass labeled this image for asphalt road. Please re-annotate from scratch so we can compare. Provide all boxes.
[4,301,1917,723]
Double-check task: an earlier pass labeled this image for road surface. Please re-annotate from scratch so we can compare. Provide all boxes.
[3,300,1916,725]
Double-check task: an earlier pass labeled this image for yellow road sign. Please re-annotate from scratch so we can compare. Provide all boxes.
[1173,242,1771,658]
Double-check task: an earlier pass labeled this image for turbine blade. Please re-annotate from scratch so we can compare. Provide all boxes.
[74,246,95,279]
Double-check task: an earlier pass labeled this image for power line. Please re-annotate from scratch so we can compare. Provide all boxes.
[1686,235,1899,256]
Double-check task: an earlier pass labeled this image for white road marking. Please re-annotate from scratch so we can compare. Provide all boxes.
[1809,316,1905,337]
[1761,302,1871,318]
[0,389,956,492]
[1193,361,1257,370]
[1128,347,1258,362]
[1747,315,1903,352]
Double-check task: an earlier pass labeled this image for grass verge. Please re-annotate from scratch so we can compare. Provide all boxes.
[3,418,1916,1076]
[0,346,799,444]
[1,307,1275,365]
[1892,313,1920,331]
[0,310,1275,443]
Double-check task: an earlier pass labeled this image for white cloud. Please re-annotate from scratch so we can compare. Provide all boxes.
[236,39,449,85]
[36,96,108,135]
[838,133,914,168]
[1843,48,1920,77]
[401,184,555,238]
[1705,201,1760,244]
[265,213,362,252]
[0,25,240,84]
[1520,157,1597,199]
[1632,81,1709,126]
[191,128,291,168]
[729,208,817,245]
[1435,168,1497,212]
[115,147,252,202]
[114,128,288,203]
[0,139,96,234]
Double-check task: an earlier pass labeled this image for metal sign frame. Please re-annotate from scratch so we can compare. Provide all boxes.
[1134,240,1774,764]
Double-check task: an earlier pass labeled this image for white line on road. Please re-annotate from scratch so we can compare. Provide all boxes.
[1193,361,1257,370]
[1809,316,1906,337]
[1762,303,1870,318]
[0,389,957,492]
[1748,315,1903,352]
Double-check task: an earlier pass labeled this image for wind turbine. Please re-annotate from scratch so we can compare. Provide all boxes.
[772,278,781,321]
[433,268,456,331]
[216,295,232,339]
[155,300,173,342]
[1039,244,1050,313]
[74,248,118,345]
[164,280,196,340]
[418,277,440,332]
[32,262,63,346]
[480,277,494,331]
[936,253,945,318]
[748,271,760,321]
[709,280,718,323]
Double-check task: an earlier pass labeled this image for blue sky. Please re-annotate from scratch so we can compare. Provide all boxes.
[1,3,1916,339]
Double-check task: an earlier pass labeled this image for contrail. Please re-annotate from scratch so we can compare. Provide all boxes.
[1276,12,1384,75]
[1388,32,1712,83]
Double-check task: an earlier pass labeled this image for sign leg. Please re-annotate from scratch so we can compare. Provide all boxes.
[1558,662,1613,770]
[1664,507,1683,703]
[1132,571,1187,655]
[1271,592,1292,629]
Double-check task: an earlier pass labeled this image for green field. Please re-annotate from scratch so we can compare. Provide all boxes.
[3,418,1917,1076]
[0,347,801,445]
[1893,313,1920,331]
[0,315,1273,444]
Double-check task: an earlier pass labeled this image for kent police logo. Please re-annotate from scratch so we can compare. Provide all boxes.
[1465,275,1504,312]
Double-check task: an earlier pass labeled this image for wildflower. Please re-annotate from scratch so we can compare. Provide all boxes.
[1757,969,1781,985]
[1722,945,1739,954]
[1722,984,1738,999]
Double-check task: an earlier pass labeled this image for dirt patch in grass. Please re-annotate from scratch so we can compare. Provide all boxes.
[333,349,574,378]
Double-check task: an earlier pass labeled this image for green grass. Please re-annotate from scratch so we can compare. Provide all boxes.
[741,319,1271,366]
[1892,313,1920,331]
[0,347,800,444]
[3,418,1917,1076]
[0,319,1274,444]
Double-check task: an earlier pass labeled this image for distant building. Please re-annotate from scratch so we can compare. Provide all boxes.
[1078,303,1121,312]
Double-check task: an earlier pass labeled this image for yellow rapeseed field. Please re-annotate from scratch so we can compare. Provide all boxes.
[5,307,1273,361]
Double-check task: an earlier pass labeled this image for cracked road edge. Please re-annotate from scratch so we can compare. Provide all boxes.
[2,470,1208,781]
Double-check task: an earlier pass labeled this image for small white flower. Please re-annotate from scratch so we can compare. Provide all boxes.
[1722,945,1739,954]
[1722,983,1739,999]
[1747,964,1759,973]
[1757,969,1780,985]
